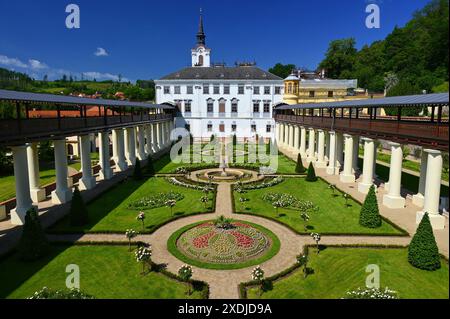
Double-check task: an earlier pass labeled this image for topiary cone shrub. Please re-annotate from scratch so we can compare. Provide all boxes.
[408,213,441,271]
[359,185,381,228]
[295,154,306,173]
[146,156,155,176]
[17,208,50,261]
[133,159,143,180]
[69,187,89,227]
[305,162,317,182]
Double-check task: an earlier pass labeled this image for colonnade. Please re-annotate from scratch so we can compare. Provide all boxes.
[7,120,173,225]
[275,122,446,229]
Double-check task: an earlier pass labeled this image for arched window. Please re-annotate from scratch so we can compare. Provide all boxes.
[198,55,204,66]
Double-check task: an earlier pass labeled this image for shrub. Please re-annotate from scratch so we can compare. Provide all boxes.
[295,154,306,173]
[232,134,237,145]
[344,287,398,299]
[29,287,95,299]
[69,187,89,226]
[146,156,155,175]
[305,162,317,182]
[408,213,441,270]
[359,185,381,228]
[17,208,50,261]
[133,159,143,180]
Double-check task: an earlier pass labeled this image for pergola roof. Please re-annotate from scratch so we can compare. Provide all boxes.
[275,93,449,110]
[0,89,173,109]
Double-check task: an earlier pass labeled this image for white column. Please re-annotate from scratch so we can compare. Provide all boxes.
[336,132,344,171]
[113,128,127,172]
[382,142,405,209]
[373,141,378,178]
[276,123,280,145]
[283,124,289,147]
[324,132,330,162]
[326,131,338,175]
[316,129,327,168]
[158,122,164,149]
[339,134,355,183]
[10,145,33,225]
[352,135,360,173]
[27,143,46,202]
[79,135,96,190]
[137,125,146,160]
[152,123,159,152]
[293,125,300,151]
[99,131,113,180]
[416,149,445,229]
[125,127,137,166]
[144,125,152,156]
[51,139,72,204]
[306,128,316,162]
[358,137,376,194]
[289,124,295,149]
[299,126,307,158]
[412,149,427,207]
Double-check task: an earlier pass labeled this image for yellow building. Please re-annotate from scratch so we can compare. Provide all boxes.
[283,70,360,105]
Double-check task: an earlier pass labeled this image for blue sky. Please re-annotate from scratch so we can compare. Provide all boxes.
[0,0,431,82]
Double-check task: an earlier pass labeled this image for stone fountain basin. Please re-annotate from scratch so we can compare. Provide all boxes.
[204,169,244,181]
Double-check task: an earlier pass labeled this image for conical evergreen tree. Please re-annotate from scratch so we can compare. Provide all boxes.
[69,187,89,226]
[146,156,155,176]
[305,162,317,182]
[359,185,381,228]
[408,213,441,270]
[295,154,306,173]
[133,159,143,180]
[17,208,50,261]
[232,134,237,146]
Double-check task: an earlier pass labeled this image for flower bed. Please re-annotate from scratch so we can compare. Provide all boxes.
[168,220,281,270]
[127,191,184,210]
[234,177,283,193]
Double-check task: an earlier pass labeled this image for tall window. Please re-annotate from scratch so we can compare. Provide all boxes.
[264,86,270,94]
[253,101,260,113]
[275,86,281,95]
[223,85,230,94]
[238,85,244,94]
[164,86,170,94]
[207,101,214,113]
[198,55,204,66]
[174,86,181,94]
[231,124,237,132]
[309,91,315,97]
[213,85,220,94]
[207,124,213,132]
[266,124,271,133]
[203,84,209,94]
[184,101,191,113]
[251,124,257,132]
[263,102,270,113]
[231,101,238,113]
[186,86,193,94]
[253,86,260,94]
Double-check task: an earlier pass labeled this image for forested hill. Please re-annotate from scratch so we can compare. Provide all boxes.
[318,0,449,95]
[0,67,155,102]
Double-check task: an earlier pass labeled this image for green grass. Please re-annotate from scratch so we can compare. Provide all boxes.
[245,247,449,299]
[154,153,218,174]
[234,177,404,235]
[167,220,281,270]
[0,245,205,299]
[50,177,214,233]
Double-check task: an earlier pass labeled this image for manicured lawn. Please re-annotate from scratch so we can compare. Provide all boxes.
[50,177,214,233]
[234,177,404,235]
[0,245,205,299]
[154,153,218,174]
[245,247,449,299]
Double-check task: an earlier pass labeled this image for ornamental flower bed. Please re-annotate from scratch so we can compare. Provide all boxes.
[234,177,284,193]
[127,192,184,210]
[167,177,215,191]
[177,221,272,264]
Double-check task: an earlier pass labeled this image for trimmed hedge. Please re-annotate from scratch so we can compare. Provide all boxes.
[359,185,382,228]
[17,208,50,261]
[305,162,317,182]
[133,159,143,180]
[295,154,306,174]
[408,213,441,271]
[69,187,89,227]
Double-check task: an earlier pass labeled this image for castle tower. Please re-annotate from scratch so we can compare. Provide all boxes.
[283,71,299,104]
[191,9,211,67]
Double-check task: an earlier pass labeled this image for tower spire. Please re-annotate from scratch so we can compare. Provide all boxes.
[196,8,206,46]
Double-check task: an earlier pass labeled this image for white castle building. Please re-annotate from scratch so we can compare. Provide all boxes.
[154,13,284,141]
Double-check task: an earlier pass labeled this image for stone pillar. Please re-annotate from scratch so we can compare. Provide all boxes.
[299,126,307,158]
[339,134,355,183]
[288,124,294,149]
[137,125,146,160]
[352,135,360,173]
[78,135,96,190]
[51,139,72,204]
[382,142,405,209]
[324,132,330,162]
[316,129,327,168]
[275,123,280,145]
[326,131,338,175]
[113,128,127,172]
[358,137,375,194]
[283,124,289,147]
[144,125,153,156]
[99,131,113,180]
[412,149,427,207]
[336,132,344,171]
[27,143,45,202]
[158,122,164,149]
[125,127,137,166]
[373,141,378,178]
[10,145,33,225]
[294,125,300,151]
[416,149,445,229]
[306,128,316,162]
[152,123,159,153]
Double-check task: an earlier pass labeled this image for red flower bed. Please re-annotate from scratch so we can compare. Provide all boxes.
[230,231,254,248]
[192,231,215,248]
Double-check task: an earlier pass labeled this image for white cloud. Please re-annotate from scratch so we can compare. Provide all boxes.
[94,47,109,57]
[0,54,28,68]
[29,59,48,70]
[83,71,129,82]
